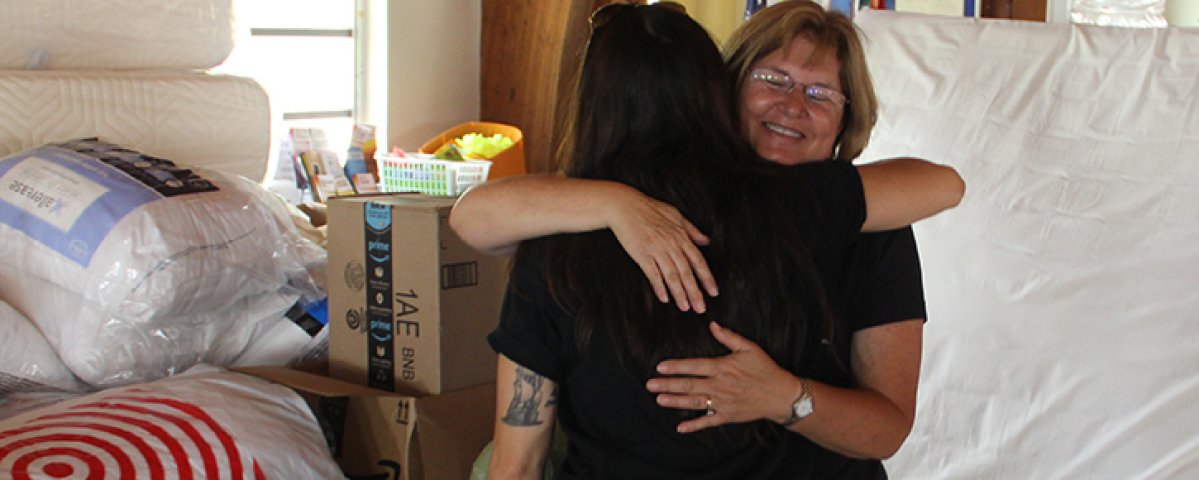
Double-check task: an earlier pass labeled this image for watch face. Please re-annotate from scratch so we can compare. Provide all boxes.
[794,397,814,418]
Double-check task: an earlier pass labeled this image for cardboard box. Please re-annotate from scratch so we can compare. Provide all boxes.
[327,194,508,395]
[238,366,496,480]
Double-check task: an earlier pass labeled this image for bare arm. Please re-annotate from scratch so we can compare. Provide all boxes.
[858,158,964,232]
[489,354,559,480]
[451,161,963,252]
[450,160,962,310]
[450,174,629,255]
[647,319,922,459]
[776,320,922,458]
[450,174,718,312]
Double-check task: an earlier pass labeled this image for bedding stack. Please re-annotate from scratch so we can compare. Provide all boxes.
[0,2,342,476]
[0,0,328,394]
[0,0,268,182]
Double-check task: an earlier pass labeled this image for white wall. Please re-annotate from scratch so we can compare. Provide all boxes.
[362,0,481,154]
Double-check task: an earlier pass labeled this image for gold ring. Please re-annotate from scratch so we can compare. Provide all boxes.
[705,397,715,416]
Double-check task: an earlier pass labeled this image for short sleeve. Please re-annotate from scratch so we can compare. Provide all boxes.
[841,227,927,331]
[487,252,569,382]
[784,160,867,251]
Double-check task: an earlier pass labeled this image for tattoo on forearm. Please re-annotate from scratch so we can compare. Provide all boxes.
[547,385,560,408]
[502,366,547,426]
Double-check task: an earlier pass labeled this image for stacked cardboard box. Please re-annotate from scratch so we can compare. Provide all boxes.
[316,194,509,478]
[325,194,508,395]
[240,366,495,480]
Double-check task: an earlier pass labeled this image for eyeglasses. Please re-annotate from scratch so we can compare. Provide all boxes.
[749,68,849,109]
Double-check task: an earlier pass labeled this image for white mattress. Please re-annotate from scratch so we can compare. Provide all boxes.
[0,71,269,182]
[855,10,1199,479]
[0,0,234,70]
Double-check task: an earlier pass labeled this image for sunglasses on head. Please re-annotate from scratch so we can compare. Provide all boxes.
[590,1,688,27]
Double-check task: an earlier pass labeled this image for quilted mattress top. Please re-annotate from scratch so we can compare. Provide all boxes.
[0,0,234,70]
[0,70,269,181]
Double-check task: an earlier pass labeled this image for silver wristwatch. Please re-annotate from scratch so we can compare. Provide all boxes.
[781,378,814,426]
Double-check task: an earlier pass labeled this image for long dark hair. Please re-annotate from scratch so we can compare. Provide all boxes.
[517,2,835,420]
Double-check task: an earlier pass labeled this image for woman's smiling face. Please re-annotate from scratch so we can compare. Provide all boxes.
[738,35,846,165]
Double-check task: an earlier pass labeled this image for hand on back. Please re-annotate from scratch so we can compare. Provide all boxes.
[607,188,719,313]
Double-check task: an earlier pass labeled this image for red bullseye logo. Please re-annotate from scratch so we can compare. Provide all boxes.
[0,390,267,479]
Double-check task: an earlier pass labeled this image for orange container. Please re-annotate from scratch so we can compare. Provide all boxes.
[419,121,526,180]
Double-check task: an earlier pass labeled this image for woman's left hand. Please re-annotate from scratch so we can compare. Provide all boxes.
[646,321,800,433]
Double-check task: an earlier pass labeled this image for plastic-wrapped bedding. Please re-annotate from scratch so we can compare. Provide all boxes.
[0,139,327,388]
[0,301,88,397]
[0,365,345,479]
[0,0,234,70]
[227,298,330,369]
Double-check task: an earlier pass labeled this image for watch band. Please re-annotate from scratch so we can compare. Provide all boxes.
[780,377,813,426]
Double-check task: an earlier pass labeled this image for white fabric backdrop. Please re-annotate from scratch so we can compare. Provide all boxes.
[856,10,1199,479]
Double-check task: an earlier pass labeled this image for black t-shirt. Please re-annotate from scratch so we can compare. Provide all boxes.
[802,227,927,480]
[489,161,927,479]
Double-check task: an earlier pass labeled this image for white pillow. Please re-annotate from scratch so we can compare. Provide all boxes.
[0,365,345,479]
[0,301,87,397]
[0,139,327,387]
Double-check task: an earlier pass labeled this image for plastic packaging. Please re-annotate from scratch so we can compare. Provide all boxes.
[0,301,88,398]
[1070,0,1167,27]
[229,296,330,368]
[0,366,345,479]
[0,139,327,388]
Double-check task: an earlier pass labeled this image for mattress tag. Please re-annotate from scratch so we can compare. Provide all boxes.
[0,139,224,267]
[0,145,162,267]
[0,157,106,232]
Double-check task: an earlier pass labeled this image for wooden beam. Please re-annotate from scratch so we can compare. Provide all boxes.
[481,0,609,174]
[981,0,1046,21]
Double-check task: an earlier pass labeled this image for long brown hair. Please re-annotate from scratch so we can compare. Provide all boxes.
[516,2,835,420]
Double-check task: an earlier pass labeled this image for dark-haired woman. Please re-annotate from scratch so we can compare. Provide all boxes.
[472,3,962,479]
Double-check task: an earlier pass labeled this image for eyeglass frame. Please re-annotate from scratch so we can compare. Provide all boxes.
[748,68,849,109]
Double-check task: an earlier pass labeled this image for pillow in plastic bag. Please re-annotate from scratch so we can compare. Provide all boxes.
[0,365,345,479]
[228,297,329,369]
[0,300,88,397]
[0,139,327,387]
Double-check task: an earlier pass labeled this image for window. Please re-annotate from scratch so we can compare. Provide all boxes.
[215,0,361,186]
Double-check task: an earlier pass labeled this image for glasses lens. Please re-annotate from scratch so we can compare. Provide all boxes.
[805,86,833,103]
[751,70,793,92]
[806,86,848,107]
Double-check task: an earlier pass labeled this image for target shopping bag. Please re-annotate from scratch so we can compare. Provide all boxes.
[0,365,343,479]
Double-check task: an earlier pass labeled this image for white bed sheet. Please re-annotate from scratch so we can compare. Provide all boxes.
[855,10,1199,479]
[0,0,233,70]
[0,70,269,182]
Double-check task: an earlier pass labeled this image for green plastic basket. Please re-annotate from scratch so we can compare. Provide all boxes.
[376,154,491,196]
